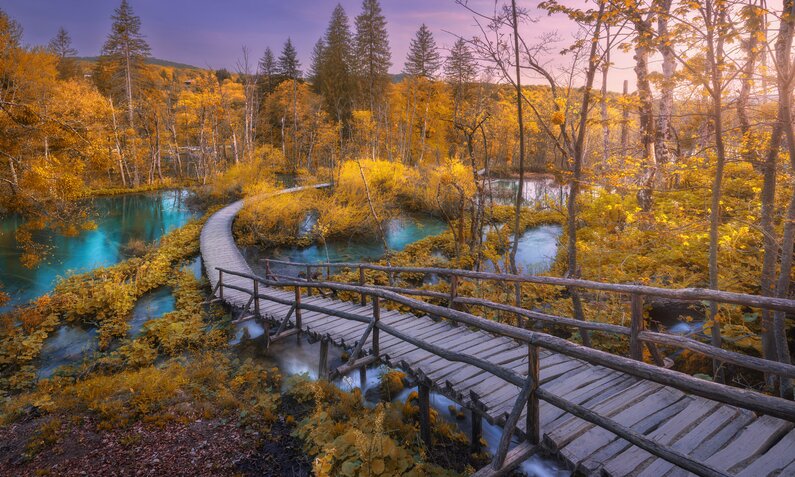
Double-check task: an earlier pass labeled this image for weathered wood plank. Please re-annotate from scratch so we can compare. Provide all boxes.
[635,406,754,477]
[701,415,793,474]
[563,390,690,472]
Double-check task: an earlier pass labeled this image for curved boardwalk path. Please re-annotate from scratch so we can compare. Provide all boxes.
[201,186,795,477]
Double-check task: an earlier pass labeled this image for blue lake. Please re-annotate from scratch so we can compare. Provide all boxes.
[0,189,197,311]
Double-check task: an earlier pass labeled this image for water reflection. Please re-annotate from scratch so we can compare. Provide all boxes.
[243,214,448,277]
[129,287,176,337]
[37,325,98,379]
[489,178,568,208]
[0,189,198,311]
[484,225,563,275]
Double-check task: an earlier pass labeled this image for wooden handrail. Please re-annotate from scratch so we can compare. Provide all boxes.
[217,266,795,422]
[262,258,795,313]
[254,271,795,380]
[217,268,747,477]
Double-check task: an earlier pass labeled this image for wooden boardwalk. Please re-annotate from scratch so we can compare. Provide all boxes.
[201,188,795,477]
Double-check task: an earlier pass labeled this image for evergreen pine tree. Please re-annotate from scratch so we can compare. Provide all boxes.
[258,46,276,93]
[48,27,77,59]
[277,38,301,80]
[308,38,325,85]
[315,4,355,124]
[99,0,151,125]
[404,24,441,79]
[444,38,477,85]
[48,27,79,79]
[353,0,391,108]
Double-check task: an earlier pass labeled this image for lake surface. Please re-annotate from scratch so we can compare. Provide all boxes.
[243,214,449,277]
[484,225,563,275]
[489,178,568,208]
[0,189,197,311]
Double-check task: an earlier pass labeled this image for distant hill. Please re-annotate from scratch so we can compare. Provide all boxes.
[77,56,200,70]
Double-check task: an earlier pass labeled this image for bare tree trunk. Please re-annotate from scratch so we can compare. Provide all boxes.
[419,103,429,164]
[705,0,728,383]
[633,14,656,212]
[509,0,526,276]
[655,0,676,174]
[771,0,795,399]
[565,2,606,350]
[600,27,610,166]
[109,98,127,188]
[356,159,390,262]
[620,79,629,159]
[293,78,298,166]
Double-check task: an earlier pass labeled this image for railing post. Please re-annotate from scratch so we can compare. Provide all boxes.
[264,259,272,279]
[527,344,540,444]
[710,301,725,384]
[448,274,458,309]
[294,286,302,330]
[326,264,331,280]
[515,282,525,328]
[218,269,224,301]
[372,296,380,357]
[471,411,483,454]
[254,278,268,347]
[418,381,432,448]
[630,294,644,361]
[359,265,367,306]
[359,366,367,390]
[306,265,313,296]
[318,338,329,379]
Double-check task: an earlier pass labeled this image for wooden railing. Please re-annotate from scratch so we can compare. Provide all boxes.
[213,265,795,477]
[261,258,795,385]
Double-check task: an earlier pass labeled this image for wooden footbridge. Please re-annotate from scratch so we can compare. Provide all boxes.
[201,187,795,477]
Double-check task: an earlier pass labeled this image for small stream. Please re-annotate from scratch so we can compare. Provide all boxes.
[236,330,569,476]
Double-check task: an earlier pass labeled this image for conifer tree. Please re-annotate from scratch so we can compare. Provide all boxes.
[444,38,477,85]
[353,0,391,108]
[315,4,355,125]
[277,37,301,80]
[99,0,151,126]
[48,27,79,79]
[258,46,276,93]
[404,24,441,79]
[277,38,301,167]
[308,38,325,85]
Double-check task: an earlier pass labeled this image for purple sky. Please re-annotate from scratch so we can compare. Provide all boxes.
[5,0,637,90]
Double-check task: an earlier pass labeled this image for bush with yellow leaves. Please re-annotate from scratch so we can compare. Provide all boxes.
[287,375,478,477]
[1,353,283,432]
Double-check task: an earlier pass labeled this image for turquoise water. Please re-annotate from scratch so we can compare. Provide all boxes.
[0,189,197,311]
[244,214,449,276]
[484,225,563,275]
